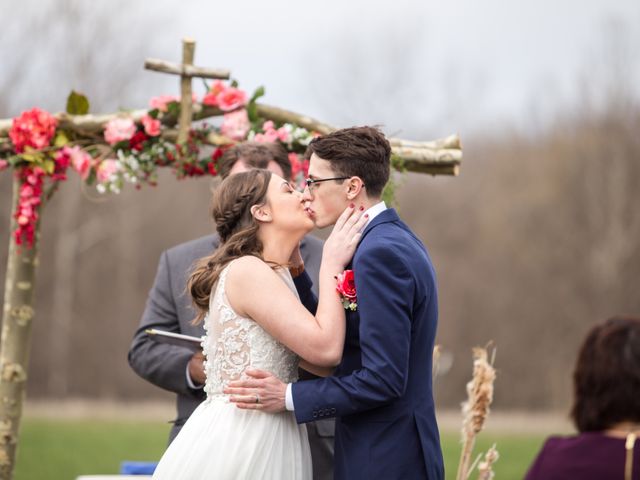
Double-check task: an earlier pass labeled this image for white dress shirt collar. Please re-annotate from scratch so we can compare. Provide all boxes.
[363,201,387,228]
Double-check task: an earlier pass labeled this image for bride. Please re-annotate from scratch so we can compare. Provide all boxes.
[151,169,366,479]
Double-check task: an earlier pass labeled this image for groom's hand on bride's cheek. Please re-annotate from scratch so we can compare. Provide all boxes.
[224,369,287,413]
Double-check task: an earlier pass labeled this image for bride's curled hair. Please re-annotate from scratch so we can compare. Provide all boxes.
[188,169,272,324]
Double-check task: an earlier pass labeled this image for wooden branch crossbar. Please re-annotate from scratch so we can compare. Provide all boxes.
[0,105,462,175]
[144,59,230,80]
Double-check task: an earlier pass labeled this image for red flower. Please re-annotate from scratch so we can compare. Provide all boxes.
[207,162,217,176]
[336,270,357,311]
[336,270,357,300]
[289,152,309,178]
[129,130,149,151]
[182,163,205,177]
[212,147,224,162]
[9,108,58,153]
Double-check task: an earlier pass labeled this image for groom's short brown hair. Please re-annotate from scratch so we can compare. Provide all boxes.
[305,126,391,197]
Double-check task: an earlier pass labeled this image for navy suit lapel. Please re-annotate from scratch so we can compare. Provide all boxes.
[340,209,402,373]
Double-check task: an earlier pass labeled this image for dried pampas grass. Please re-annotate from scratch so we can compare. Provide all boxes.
[476,444,499,480]
[456,345,497,480]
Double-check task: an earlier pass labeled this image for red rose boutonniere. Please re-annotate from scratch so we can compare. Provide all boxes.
[336,270,357,311]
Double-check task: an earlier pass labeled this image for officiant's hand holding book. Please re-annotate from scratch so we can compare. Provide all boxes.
[145,329,203,352]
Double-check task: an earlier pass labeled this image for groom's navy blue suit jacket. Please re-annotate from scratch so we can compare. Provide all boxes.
[292,208,444,480]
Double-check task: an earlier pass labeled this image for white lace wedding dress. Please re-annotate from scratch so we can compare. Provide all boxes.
[152,261,312,479]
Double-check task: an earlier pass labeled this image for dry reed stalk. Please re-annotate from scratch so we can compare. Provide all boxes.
[476,444,499,480]
[456,346,497,480]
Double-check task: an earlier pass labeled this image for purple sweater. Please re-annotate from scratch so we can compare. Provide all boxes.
[525,432,640,480]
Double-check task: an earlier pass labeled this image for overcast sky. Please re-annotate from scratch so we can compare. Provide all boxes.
[2,0,639,139]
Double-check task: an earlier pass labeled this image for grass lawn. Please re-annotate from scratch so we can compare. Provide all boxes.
[16,418,546,479]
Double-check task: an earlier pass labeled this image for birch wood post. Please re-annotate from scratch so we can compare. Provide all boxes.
[177,38,196,145]
[0,177,39,480]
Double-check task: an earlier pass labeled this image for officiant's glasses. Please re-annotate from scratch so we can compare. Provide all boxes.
[304,176,349,192]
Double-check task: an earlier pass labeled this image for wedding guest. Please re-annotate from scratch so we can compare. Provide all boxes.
[128,142,334,480]
[525,315,640,480]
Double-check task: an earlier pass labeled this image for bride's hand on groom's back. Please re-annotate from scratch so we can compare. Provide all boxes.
[322,204,368,270]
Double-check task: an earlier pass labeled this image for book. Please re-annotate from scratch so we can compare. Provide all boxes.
[145,329,203,351]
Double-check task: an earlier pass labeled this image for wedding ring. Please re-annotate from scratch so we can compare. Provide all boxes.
[255,394,260,404]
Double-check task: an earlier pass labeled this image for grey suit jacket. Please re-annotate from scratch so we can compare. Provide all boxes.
[128,233,334,479]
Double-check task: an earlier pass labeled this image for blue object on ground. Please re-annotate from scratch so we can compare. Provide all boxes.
[120,461,158,475]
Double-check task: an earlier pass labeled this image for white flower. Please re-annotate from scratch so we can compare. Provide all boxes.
[96,184,107,194]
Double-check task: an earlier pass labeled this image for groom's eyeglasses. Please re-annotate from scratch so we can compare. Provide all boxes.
[304,176,349,192]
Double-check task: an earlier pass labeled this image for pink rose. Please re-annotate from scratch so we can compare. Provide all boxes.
[216,87,247,112]
[254,130,279,143]
[277,126,290,142]
[96,159,119,183]
[220,109,250,141]
[104,117,136,145]
[202,81,227,106]
[63,146,93,180]
[0,159,8,172]
[149,95,179,112]
[141,115,161,137]
[262,120,275,131]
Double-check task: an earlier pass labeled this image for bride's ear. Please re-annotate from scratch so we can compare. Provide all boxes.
[250,204,272,223]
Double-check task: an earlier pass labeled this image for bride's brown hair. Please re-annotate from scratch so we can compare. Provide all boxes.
[188,169,272,324]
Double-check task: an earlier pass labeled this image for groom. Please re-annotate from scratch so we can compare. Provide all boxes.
[226,127,444,479]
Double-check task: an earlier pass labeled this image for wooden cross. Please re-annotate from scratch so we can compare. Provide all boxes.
[144,38,230,144]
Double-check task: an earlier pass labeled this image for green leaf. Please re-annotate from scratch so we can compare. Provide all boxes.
[42,159,55,175]
[167,102,180,118]
[230,78,239,88]
[66,91,90,115]
[54,131,70,147]
[247,103,258,123]
[250,86,266,103]
[20,148,44,163]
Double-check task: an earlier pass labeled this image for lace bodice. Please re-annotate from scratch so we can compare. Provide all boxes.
[202,260,300,399]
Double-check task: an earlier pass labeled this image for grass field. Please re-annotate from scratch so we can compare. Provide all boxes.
[15,417,547,479]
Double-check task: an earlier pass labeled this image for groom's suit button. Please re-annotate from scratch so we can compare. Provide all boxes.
[330,408,336,414]
[312,412,318,418]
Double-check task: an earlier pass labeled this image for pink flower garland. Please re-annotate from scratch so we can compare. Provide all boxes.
[8,108,70,248]
[2,89,313,246]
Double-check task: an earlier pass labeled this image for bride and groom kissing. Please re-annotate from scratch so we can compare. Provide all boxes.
[134,126,444,479]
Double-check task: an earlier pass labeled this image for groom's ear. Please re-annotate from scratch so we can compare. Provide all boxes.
[345,177,365,200]
[250,204,272,223]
